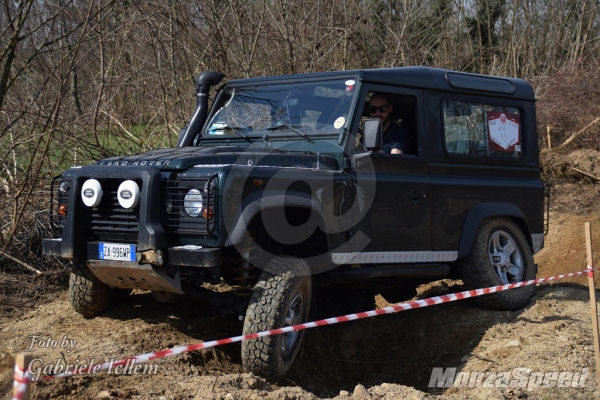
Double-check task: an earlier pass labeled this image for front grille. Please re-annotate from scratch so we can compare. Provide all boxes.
[85,180,141,243]
[164,175,217,241]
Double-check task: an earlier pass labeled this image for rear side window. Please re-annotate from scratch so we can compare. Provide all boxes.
[443,100,522,158]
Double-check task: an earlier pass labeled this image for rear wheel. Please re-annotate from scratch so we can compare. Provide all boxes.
[459,218,535,311]
[241,256,311,381]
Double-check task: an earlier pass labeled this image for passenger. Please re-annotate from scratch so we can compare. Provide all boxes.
[369,92,411,154]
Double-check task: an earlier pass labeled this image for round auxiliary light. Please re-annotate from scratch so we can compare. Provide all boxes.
[117,180,141,209]
[81,179,103,207]
[184,188,203,217]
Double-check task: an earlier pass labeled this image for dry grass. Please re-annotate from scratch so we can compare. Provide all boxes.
[536,63,600,151]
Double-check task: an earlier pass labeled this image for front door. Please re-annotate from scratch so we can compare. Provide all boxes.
[340,85,433,264]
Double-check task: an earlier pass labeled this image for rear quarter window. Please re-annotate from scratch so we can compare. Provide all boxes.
[443,100,522,159]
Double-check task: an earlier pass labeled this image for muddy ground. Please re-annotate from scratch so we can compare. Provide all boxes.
[3,150,600,399]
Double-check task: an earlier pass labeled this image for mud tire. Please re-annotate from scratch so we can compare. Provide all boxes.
[241,256,311,381]
[69,261,120,318]
[459,218,535,311]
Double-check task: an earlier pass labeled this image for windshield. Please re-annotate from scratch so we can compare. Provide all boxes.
[200,79,358,140]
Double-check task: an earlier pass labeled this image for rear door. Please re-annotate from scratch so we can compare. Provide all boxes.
[428,94,542,254]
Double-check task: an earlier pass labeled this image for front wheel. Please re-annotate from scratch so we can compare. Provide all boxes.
[69,261,131,318]
[241,256,311,381]
[459,218,535,311]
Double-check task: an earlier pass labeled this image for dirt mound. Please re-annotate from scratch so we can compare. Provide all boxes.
[569,149,600,177]
[535,212,600,287]
[540,148,600,181]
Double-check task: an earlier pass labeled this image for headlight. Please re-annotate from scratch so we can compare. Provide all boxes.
[58,181,69,193]
[184,188,203,217]
[81,179,103,207]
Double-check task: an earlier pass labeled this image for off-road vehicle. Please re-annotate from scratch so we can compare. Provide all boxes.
[44,67,546,380]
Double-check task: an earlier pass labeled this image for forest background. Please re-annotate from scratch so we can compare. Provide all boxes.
[0,0,598,271]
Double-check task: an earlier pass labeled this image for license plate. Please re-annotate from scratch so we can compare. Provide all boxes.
[98,243,136,261]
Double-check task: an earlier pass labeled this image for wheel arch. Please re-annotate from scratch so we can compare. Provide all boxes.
[225,192,332,256]
[457,202,532,259]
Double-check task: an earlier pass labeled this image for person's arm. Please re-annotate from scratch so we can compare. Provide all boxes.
[388,126,410,155]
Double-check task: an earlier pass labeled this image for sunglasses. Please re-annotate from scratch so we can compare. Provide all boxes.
[369,105,390,114]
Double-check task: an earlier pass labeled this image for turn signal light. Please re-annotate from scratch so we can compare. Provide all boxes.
[203,208,214,220]
[58,204,68,216]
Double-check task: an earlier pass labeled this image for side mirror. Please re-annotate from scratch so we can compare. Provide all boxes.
[363,118,382,151]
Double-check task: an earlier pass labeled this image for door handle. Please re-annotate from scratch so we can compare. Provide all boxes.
[409,191,426,201]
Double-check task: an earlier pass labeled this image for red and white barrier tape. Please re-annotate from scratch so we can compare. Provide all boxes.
[12,365,30,400]
[11,265,598,398]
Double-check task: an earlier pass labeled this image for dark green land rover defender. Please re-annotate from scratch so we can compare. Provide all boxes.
[44,67,546,380]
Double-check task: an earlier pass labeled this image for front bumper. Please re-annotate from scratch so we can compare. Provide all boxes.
[43,238,222,268]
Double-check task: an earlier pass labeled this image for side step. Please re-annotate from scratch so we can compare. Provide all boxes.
[321,263,451,284]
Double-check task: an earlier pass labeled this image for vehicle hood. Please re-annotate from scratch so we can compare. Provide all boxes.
[95,146,339,171]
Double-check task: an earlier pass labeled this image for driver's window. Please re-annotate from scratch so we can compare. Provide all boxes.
[357,91,418,155]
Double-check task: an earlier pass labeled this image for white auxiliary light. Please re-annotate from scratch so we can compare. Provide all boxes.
[117,180,141,209]
[81,179,103,207]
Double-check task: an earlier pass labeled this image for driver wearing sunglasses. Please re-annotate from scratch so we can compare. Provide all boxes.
[369,92,410,154]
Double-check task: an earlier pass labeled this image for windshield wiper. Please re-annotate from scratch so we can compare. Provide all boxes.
[266,124,311,141]
[219,125,252,142]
